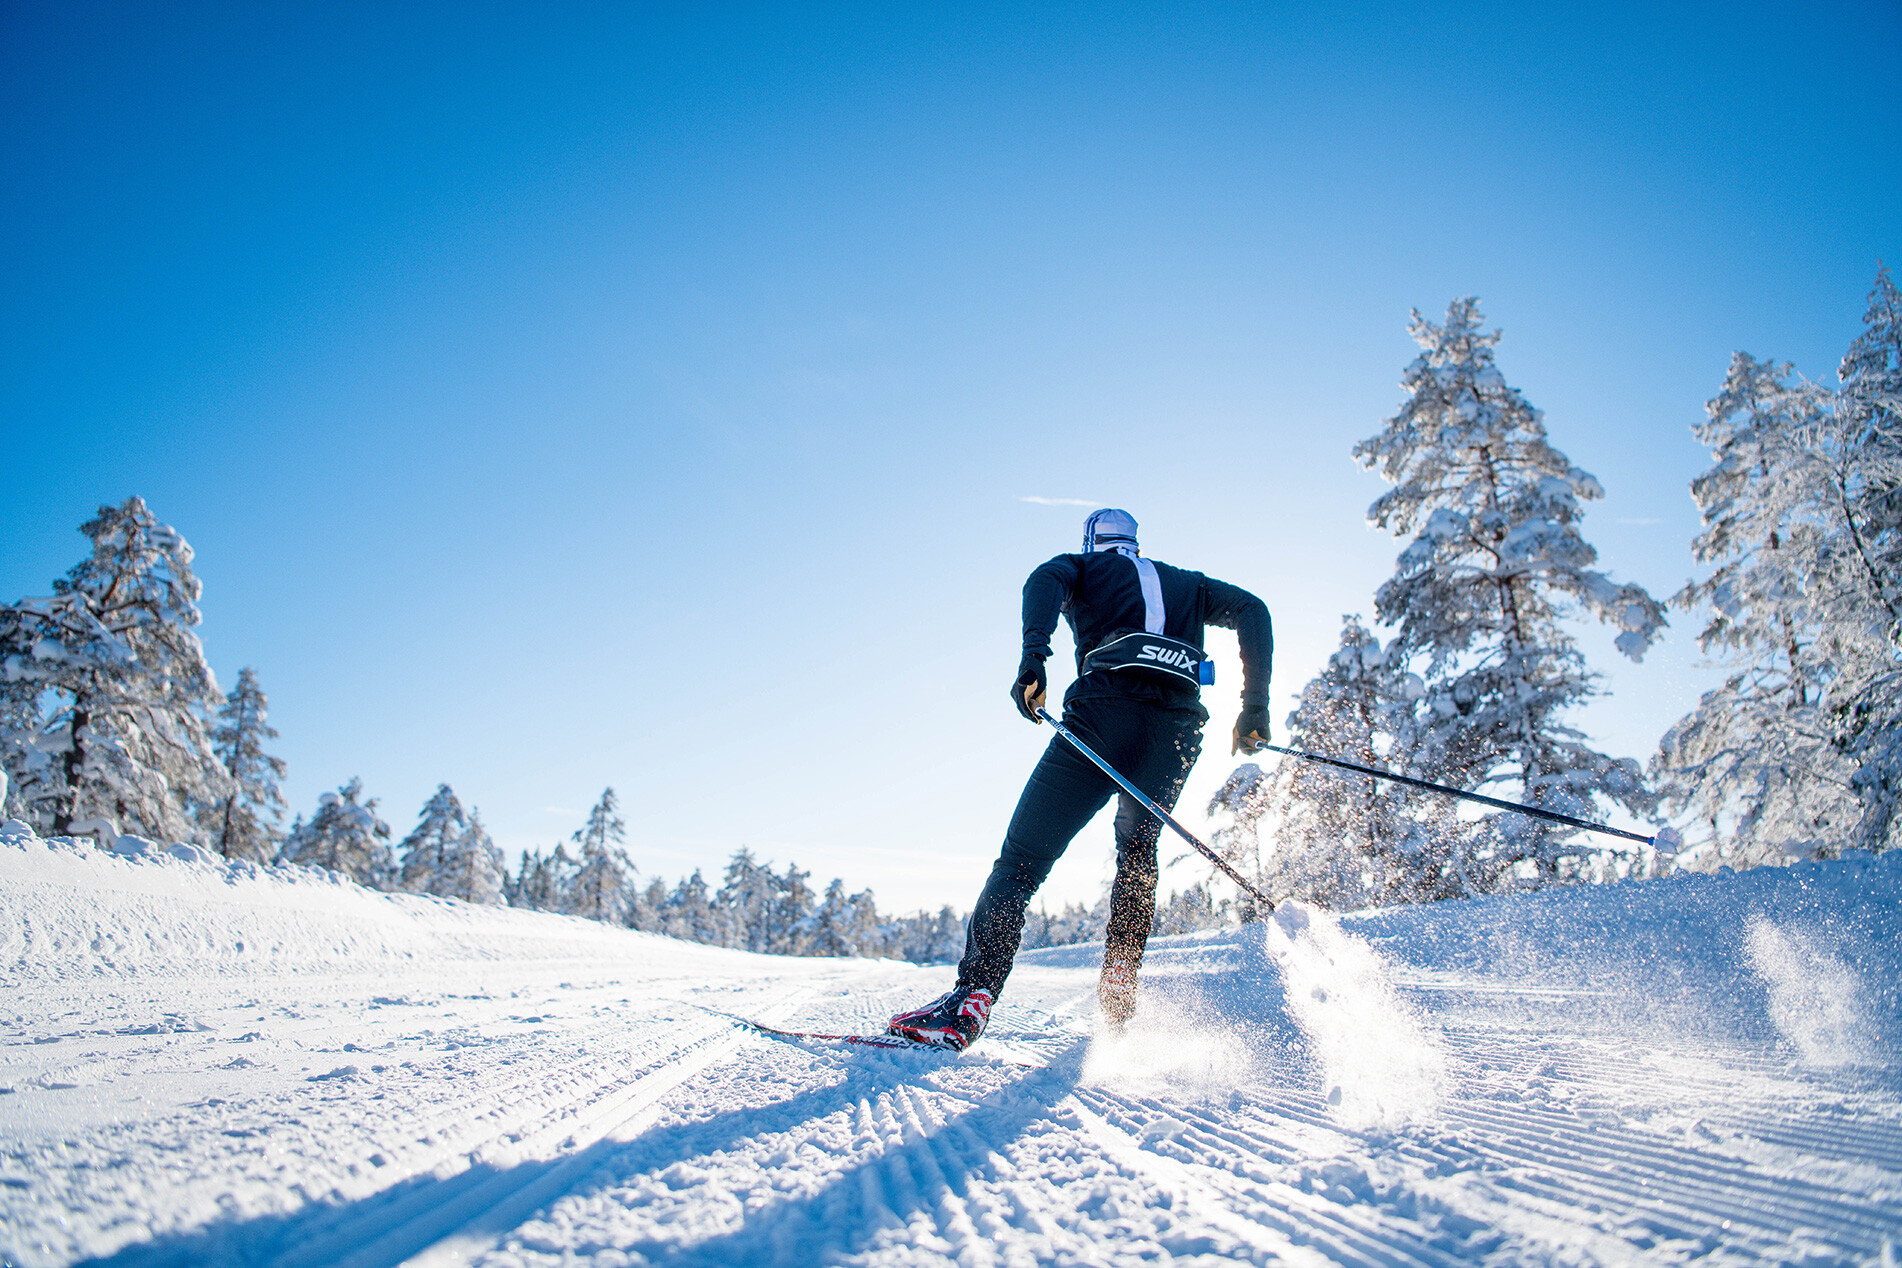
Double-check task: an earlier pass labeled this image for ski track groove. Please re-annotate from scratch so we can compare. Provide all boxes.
[314,1015,696,1176]
[1074,1088,1466,1268]
[277,1021,739,1268]
[1451,1086,1901,1260]
[1068,1030,1902,1267]
[41,1011,704,1249]
[1445,1096,1901,1243]
[305,979,1902,1268]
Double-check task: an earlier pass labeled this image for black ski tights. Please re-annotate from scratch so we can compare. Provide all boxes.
[956,696,1204,998]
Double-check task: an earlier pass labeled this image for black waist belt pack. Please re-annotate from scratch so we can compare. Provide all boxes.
[1081,631,1214,690]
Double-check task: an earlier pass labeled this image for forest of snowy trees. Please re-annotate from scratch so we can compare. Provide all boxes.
[1209,267,1901,909]
[4,269,1896,934]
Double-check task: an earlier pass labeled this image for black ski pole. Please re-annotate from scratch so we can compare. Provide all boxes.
[1035,706,1277,912]
[1257,742,1678,848]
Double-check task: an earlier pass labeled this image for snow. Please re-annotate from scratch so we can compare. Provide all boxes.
[4,828,1901,1266]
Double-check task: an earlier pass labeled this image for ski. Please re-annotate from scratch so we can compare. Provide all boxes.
[731,1017,1040,1067]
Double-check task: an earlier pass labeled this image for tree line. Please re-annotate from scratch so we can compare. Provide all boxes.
[257,776,1228,960]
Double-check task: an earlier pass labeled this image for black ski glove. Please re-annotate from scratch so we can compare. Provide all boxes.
[1012,653,1047,722]
[1231,707,1269,755]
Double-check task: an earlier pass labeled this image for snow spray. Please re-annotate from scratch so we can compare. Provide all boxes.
[1081,989,1263,1096]
[1038,705,1438,1121]
[1261,901,1446,1130]
[1744,915,1877,1067]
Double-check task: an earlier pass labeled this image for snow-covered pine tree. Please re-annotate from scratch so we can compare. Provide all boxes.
[0,497,228,843]
[660,869,717,942]
[504,849,534,906]
[205,667,287,861]
[1657,356,1860,864]
[398,784,469,893]
[1831,267,1902,852]
[1204,762,1270,912]
[432,809,508,906]
[893,905,967,964]
[811,877,855,956]
[630,876,668,931]
[716,848,779,952]
[566,788,636,924]
[1354,300,1667,893]
[1257,615,1467,907]
[1019,899,1102,950]
[842,885,886,957]
[1151,883,1227,935]
[1659,268,1902,861]
[770,862,816,955]
[803,876,883,957]
[510,844,578,911]
[281,777,395,887]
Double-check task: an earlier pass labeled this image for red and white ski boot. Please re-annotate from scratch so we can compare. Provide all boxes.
[887,985,995,1051]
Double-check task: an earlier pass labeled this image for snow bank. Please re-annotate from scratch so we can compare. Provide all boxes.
[7,812,1895,1073]
[5,820,1899,1266]
[1348,849,1902,1062]
[0,819,755,986]
[1037,847,1901,1138]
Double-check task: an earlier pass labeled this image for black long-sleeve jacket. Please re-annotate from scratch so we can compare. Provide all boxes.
[1021,552,1273,719]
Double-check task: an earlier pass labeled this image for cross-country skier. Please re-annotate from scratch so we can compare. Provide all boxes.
[888,508,1272,1050]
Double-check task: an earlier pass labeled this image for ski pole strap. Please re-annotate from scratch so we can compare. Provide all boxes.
[1258,744,1660,846]
[1035,707,1276,912]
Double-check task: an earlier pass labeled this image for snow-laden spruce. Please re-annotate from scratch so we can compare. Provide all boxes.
[1331,299,1667,896]
[282,777,395,888]
[0,497,229,845]
[206,666,287,861]
[638,866,719,941]
[1204,762,1270,897]
[1659,267,1902,865]
[808,875,887,956]
[566,787,637,923]
[398,783,468,893]
[716,846,805,954]
[1212,616,1471,907]
[509,840,579,911]
[438,810,506,905]
[398,782,508,905]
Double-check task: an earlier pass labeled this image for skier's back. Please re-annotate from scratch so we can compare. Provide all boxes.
[889,508,1272,1049]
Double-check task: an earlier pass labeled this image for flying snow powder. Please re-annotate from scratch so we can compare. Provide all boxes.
[1265,901,1447,1129]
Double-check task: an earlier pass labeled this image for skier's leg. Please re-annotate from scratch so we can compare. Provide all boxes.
[1100,710,1204,1022]
[956,712,1119,998]
[1102,807,1164,973]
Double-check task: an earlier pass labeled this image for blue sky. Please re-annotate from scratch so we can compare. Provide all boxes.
[4,2,1897,911]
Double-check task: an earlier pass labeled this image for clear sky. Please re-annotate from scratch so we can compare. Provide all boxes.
[4,2,1898,913]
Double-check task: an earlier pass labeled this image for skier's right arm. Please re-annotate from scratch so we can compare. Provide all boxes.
[1202,576,1273,752]
[1015,556,1079,721]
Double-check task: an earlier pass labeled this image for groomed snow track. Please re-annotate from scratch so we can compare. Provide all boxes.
[3,832,1900,1266]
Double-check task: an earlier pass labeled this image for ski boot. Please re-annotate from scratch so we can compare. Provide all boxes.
[1098,958,1139,1030]
[887,984,995,1051]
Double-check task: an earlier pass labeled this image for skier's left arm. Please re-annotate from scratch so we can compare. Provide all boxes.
[1015,555,1079,722]
[1202,578,1273,753]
